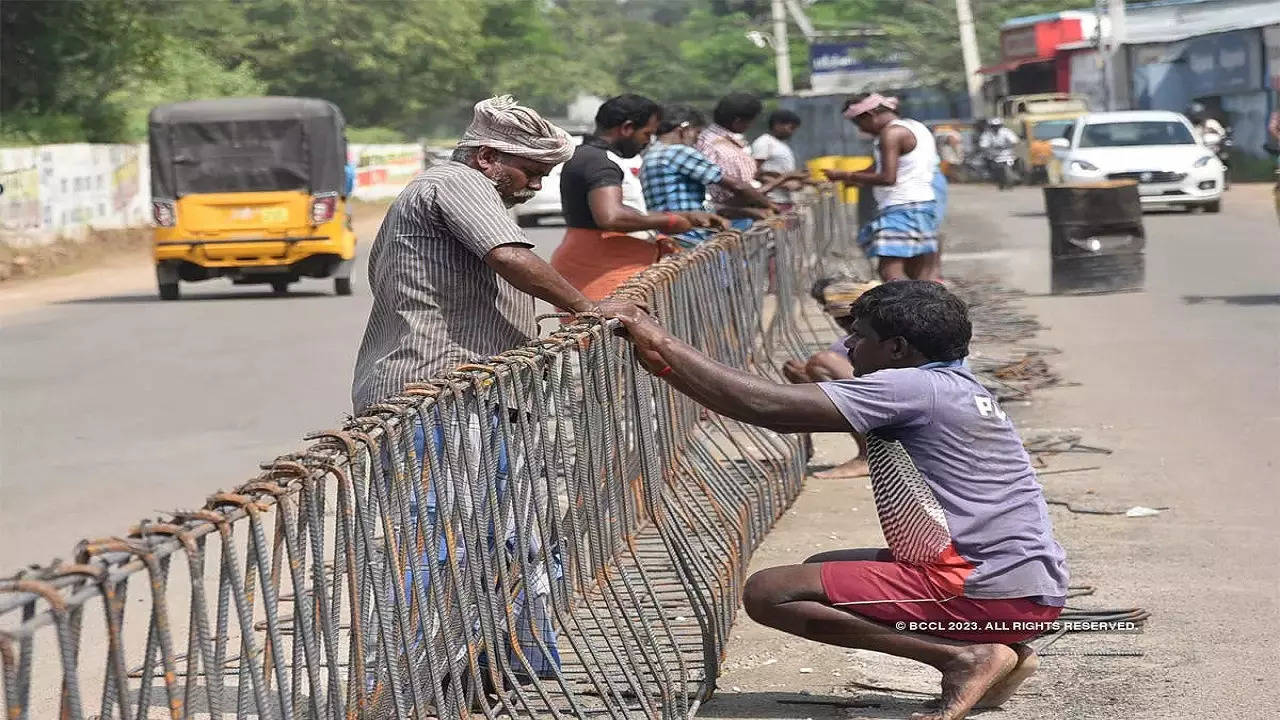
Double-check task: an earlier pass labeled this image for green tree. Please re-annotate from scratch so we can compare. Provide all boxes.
[807,0,1097,94]
[1,0,169,142]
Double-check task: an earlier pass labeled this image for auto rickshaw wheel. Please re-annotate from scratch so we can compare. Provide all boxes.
[271,280,290,295]
[159,283,180,301]
[334,277,353,296]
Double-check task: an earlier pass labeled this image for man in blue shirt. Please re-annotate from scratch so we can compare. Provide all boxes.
[641,106,774,247]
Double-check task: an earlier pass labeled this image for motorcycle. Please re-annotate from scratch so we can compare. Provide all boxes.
[1202,126,1233,190]
[979,131,1021,190]
[984,152,1019,190]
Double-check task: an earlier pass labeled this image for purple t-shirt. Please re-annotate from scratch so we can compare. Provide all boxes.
[819,364,1068,605]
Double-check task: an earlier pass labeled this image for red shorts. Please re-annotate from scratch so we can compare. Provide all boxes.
[820,551,1061,644]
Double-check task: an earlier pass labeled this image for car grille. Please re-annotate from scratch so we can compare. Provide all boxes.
[1107,171,1186,183]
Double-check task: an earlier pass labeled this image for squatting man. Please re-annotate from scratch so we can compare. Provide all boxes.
[613,281,1068,720]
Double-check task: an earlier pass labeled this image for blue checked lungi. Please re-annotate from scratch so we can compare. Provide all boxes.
[857,200,940,259]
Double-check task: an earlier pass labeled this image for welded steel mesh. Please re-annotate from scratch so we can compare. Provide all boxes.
[0,192,851,720]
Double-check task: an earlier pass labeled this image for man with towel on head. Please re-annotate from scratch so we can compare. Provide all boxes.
[824,92,942,283]
[353,95,642,411]
[353,96,646,686]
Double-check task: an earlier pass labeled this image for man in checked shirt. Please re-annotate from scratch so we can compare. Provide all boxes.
[641,105,777,248]
[696,93,796,226]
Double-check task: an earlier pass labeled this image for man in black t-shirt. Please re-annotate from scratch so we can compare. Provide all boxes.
[551,95,727,301]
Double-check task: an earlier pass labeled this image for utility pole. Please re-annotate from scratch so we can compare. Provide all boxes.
[954,0,984,117]
[1106,0,1128,110]
[1094,0,1111,111]
[772,0,794,95]
[1094,0,1128,110]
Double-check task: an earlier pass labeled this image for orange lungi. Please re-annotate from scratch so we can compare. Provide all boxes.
[550,227,665,302]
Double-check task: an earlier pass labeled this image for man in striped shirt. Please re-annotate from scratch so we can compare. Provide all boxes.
[352,96,640,411]
[696,93,782,225]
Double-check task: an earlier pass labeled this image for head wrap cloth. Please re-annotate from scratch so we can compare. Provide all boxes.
[456,95,574,165]
[843,93,900,120]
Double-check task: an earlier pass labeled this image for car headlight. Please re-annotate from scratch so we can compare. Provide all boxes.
[1193,155,1214,167]
[1070,159,1098,172]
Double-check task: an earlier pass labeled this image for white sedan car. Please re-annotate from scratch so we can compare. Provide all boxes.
[1052,110,1224,213]
[514,136,646,226]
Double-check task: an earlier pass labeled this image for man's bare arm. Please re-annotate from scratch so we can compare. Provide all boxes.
[485,245,648,319]
[484,245,595,313]
[588,186,725,233]
[717,174,778,210]
[826,125,913,186]
[616,310,852,433]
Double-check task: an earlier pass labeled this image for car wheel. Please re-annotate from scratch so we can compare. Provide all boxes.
[271,280,290,295]
[158,282,180,301]
[1203,200,1221,214]
[334,277,353,296]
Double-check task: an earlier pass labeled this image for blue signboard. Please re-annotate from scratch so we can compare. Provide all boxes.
[809,42,904,75]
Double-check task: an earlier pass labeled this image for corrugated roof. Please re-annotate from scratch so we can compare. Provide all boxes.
[1123,0,1280,44]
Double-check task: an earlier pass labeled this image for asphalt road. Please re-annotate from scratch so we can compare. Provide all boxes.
[2,184,1278,717]
[0,207,565,570]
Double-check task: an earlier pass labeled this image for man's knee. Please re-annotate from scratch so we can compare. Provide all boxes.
[743,568,788,623]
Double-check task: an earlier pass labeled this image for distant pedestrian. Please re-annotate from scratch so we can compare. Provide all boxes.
[751,109,810,212]
[1270,111,1280,220]
[824,93,941,282]
[550,95,728,301]
[640,105,773,248]
[697,93,781,227]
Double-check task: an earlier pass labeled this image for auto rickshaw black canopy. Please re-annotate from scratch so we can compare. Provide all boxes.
[149,97,346,199]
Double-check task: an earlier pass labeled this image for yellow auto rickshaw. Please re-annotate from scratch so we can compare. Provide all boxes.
[148,97,357,300]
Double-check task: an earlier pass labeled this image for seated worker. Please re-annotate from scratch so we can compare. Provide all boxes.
[696,93,788,227]
[642,105,778,249]
[781,305,868,478]
[551,94,727,301]
[614,281,1068,720]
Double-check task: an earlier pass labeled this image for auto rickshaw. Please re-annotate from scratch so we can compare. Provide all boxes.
[148,97,357,300]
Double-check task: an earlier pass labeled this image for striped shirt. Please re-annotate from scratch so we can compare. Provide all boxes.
[352,162,534,412]
[696,123,758,209]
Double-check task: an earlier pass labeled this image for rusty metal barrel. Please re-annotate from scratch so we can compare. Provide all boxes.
[1044,181,1146,294]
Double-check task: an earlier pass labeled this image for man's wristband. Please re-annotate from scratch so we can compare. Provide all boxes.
[663,213,681,233]
[655,365,674,377]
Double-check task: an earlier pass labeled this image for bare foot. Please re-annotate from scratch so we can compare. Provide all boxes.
[910,643,1017,720]
[975,643,1038,709]
[813,457,869,479]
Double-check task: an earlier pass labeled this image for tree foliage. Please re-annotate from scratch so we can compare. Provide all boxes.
[1,0,1099,145]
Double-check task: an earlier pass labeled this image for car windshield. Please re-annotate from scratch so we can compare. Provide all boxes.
[1079,121,1194,148]
[1031,120,1074,141]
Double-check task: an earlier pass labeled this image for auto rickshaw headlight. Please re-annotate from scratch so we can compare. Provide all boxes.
[152,200,176,227]
[311,192,337,224]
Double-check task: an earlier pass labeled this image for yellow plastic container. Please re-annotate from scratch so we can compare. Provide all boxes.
[806,155,841,180]
[808,155,874,203]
